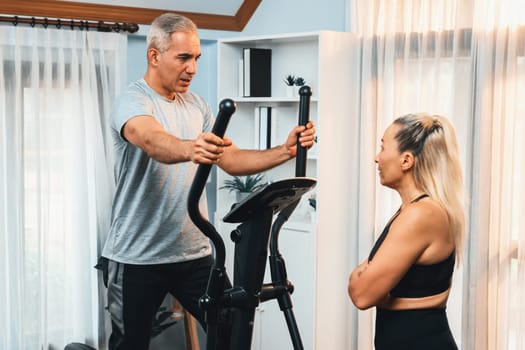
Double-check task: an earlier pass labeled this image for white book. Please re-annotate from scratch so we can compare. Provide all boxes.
[238,59,244,97]
[254,106,274,150]
[243,48,250,97]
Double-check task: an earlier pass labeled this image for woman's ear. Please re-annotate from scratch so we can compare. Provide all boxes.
[400,151,415,171]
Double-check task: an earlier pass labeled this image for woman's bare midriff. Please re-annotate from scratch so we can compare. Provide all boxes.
[379,288,450,310]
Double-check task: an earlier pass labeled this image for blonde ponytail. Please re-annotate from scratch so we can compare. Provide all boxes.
[394,114,466,262]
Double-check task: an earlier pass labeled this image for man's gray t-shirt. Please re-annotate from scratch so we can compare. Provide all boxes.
[102,79,214,264]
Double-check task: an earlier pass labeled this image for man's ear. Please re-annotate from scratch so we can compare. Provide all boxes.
[148,48,160,65]
[400,151,415,171]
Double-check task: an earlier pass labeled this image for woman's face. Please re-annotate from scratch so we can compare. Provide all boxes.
[375,123,404,188]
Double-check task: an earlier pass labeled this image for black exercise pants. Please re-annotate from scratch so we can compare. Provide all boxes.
[375,307,458,350]
[106,255,214,350]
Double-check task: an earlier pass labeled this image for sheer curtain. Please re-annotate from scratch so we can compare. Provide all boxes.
[468,2,525,349]
[0,26,125,349]
[350,0,525,349]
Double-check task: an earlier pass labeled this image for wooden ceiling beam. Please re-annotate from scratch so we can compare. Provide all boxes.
[0,0,261,31]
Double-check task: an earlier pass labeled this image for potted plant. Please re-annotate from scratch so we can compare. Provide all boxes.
[308,192,316,222]
[308,194,316,210]
[283,74,296,86]
[219,174,266,202]
[294,77,306,96]
[283,74,296,97]
[294,76,306,87]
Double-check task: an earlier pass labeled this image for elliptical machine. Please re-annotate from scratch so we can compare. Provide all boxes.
[187,86,316,350]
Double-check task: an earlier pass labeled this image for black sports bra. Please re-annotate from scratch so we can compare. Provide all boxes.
[368,194,455,298]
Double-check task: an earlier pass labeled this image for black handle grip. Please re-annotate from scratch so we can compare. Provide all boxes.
[187,99,236,268]
[295,86,312,177]
[211,99,236,138]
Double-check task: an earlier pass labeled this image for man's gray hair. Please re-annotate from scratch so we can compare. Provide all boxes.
[147,13,197,53]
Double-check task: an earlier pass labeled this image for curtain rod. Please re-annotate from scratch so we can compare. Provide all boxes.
[0,15,139,33]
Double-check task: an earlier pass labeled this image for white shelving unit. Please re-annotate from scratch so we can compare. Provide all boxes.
[215,31,360,350]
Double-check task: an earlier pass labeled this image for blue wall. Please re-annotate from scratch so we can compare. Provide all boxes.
[127,35,147,83]
[199,0,348,40]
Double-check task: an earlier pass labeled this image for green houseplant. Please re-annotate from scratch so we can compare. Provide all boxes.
[283,74,296,97]
[283,74,296,86]
[294,76,306,87]
[220,174,266,201]
[283,75,306,97]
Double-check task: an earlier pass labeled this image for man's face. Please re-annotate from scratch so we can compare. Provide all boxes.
[154,31,201,97]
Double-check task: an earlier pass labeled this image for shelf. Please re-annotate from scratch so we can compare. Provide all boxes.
[218,32,320,101]
[218,31,321,45]
[283,219,316,232]
[216,30,356,350]
[229,97,319,103]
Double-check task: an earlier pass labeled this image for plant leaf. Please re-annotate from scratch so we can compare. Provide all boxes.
[219,174,265,192]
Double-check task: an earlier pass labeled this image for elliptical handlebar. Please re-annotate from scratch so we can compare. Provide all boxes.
[265,86,313,350]
[187,91,314,350]
[271,85,313,247]
[295,85,312,177]
[187,98,236,268]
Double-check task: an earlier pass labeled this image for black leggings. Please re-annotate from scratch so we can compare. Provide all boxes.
[106,255,214,350]
[375,308,458,350]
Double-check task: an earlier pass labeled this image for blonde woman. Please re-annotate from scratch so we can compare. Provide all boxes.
[348,114,465,349]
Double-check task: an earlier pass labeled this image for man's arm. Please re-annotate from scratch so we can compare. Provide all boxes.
[217,121,316,176]
[122,115,231,164]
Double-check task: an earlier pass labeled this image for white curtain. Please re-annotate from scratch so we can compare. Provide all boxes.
[0,26,125,349]
[468,2,525,349]
[350,0,525,349]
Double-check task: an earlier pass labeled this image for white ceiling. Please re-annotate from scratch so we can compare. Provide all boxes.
[60,0,244,16]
